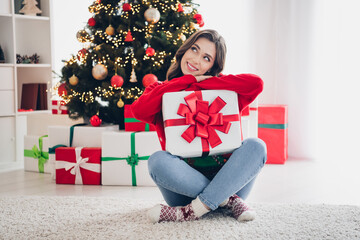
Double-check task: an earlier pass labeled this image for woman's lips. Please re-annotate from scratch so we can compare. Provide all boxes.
[187,62,198,71]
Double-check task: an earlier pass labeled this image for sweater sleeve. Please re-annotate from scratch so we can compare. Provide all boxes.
[192,73,263,111]
[131,74,197,124]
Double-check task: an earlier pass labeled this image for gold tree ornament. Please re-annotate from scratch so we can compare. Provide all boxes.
[76,30,90,43]
[92,64,108,80]
[144,7,160,24]
[179,34,186,42]
[117,98,125,108]
[106,25,115,36]
[129,67,137,82]
[69,74,79,86]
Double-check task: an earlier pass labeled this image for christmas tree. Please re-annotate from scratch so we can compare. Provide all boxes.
[19,0,42,16]
[57,0,204,128]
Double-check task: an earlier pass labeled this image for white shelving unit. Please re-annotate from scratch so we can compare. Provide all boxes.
[0,0,53,171]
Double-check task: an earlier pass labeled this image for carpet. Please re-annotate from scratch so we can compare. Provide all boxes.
[0,196,359,240]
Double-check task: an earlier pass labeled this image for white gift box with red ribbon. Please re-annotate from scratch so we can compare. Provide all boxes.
[162,90,242,158]
[51,99,68,115]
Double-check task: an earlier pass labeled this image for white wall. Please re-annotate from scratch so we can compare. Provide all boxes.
[198,0,318,159]
[52,0,93,77]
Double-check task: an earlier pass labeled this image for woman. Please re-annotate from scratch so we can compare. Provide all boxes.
[131,29,267,223]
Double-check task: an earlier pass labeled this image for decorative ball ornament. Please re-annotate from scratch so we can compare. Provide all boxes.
[179,34,186,42]
[76,30,90,43]
[111,75,124,88]
[90,115,102,127]
[92,64,108,80]
[145,47,155,56]
[69,74,79,86]
[193,14,205,27]
[117,99,125,108]
[88,17,96,27]
[57,83,67,96]
[144,8,160,24]
[106,25,115,36]
[122,3,131,12]
[142,74,158,87]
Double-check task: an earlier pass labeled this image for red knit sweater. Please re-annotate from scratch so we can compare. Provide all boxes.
[131,74,264,151]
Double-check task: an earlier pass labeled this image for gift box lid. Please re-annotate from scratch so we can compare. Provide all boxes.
[258,104,288,125]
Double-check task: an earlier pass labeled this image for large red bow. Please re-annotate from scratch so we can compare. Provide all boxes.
[164,91,240,156]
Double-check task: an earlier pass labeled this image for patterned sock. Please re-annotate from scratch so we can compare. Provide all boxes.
[147,197,210,223]
[220,194,256,222]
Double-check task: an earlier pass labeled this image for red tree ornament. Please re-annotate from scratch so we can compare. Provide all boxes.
[122,3,131,12]
[145,47,155,56]
[90,115,102,127]
[193,14,204,27]
[111,75,124,88]
[124,31,133,42]
[177,3,184,12]
[88,17,96,27]
[142,74,158,87]
[57,83,67,96]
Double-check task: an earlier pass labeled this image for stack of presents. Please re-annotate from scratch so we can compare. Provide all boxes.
[24,91,288,186]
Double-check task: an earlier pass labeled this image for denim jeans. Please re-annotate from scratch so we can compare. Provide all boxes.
[148,138,267,210]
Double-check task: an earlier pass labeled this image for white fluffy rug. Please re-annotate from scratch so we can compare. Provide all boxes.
[0,196,359,240]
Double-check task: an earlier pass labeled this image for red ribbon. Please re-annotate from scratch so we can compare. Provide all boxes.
[164,91,240,157]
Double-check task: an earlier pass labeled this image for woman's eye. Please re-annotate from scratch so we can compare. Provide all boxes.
[191,47,197,52]
[204,56,210,62]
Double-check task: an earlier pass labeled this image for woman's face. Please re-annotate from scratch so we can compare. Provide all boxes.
[180,37,216,77]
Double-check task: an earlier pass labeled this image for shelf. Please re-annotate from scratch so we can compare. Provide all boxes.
[0,13,12,17]
[14,14,50,21]
[16,64,51,68]
[17,110,51,116]
[0,63,15,67]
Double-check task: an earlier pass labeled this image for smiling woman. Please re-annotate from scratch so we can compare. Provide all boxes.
[166,29,227,81]
[180,38,216,76]
[131,29,266,224]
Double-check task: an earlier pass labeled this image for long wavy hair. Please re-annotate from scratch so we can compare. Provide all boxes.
[166,29,227,80]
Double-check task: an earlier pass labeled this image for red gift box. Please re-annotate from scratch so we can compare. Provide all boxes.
[55,147,101,185]
[51,100,68,115]
[258,104,288,164]
[124,104,156,132]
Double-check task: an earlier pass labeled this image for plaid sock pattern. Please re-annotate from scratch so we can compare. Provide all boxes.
[158,203,199,222]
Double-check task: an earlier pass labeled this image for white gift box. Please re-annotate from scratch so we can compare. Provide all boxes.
[162,90,242,158]
[101,131,161,186]
[27,112,83,136]
[48,124,118,179]
[241,98,258,139]
[24,135,52,173]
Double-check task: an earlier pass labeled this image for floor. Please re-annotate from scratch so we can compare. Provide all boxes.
[1,158,360,206]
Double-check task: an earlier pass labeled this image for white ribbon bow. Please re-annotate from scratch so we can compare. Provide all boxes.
[56,147,100,184]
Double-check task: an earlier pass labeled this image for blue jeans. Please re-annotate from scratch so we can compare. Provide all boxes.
[148,138,267,210]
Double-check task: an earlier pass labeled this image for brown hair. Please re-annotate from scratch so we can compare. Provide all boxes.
[166,29,227,80]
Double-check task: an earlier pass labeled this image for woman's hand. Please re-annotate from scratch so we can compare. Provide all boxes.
[195,75,213,82]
